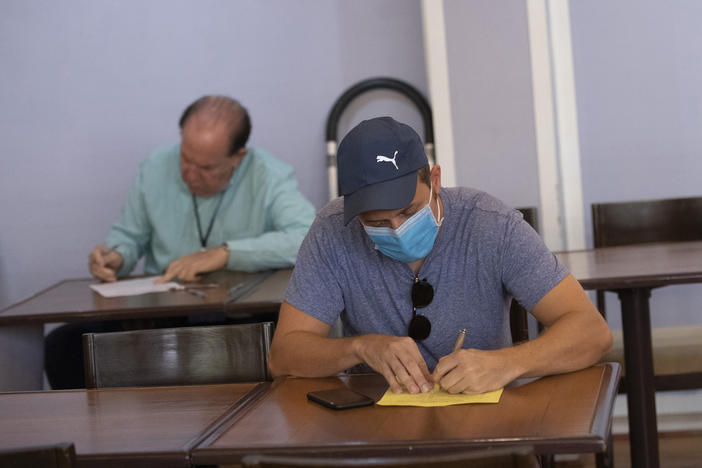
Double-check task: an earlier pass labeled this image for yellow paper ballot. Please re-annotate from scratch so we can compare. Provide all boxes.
[376,384,503,407]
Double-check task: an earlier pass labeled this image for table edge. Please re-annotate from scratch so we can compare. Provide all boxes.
[589,363,622,442]
[190,365,620,464]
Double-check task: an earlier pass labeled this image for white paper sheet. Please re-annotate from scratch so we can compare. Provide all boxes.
[90,276,183,298]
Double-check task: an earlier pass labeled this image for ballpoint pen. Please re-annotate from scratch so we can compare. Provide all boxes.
[184,288,207,299]
[453,328,466,352]
[225,283,246,304]
[167,286,207,299]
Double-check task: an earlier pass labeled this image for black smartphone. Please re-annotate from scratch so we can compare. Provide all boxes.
[306,387,375,410]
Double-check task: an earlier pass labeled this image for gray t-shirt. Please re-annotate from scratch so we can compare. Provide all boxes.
[285,187,568,370]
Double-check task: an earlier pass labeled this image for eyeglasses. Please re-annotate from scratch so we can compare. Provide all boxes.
[409,277,433,340]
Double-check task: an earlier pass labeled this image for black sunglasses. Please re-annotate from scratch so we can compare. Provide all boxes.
[409,277,434,340]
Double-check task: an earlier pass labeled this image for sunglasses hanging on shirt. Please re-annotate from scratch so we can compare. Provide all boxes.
[409,276,433,340]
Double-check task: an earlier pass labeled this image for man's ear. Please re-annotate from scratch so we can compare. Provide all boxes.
[231,147,248,169]
[430,165,442,191]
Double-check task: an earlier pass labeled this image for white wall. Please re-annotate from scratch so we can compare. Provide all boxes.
[0,0,427,309]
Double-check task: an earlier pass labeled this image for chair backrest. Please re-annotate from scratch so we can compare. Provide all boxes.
[517,207,538,234]
[83,322,274,388]
[592,196,702,247]
[591,196,702,320]
[241,446,537,468]
[0,442,75,468]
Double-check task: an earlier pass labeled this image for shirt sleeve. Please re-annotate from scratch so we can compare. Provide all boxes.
[104,164,152,276]
[283,216,345,325]
[500,211,569,311]
[224,167,315,272]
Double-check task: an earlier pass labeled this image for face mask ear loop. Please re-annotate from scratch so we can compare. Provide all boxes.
[430,183,443,227]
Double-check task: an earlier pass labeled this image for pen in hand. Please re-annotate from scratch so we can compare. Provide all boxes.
[434,329,467,392]
[91,245,121,282]
[453,328,466,353]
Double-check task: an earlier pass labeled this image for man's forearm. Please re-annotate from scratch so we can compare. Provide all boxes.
[268,331,363,378]
[225,229,307,272]
[506,309,613,379]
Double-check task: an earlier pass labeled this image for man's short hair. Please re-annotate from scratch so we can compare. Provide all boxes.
[179,96,252,156]
[418,165,431,187]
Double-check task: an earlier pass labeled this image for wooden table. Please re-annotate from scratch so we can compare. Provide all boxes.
[556,240,702,468]
[0,269,292,390]
[0,269,291,325]
[0,382,266,468]
[190,364,620,465]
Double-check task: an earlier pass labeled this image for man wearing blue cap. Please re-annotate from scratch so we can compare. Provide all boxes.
[269,116,612,395]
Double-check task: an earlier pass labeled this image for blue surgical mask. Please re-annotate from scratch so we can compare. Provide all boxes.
[363,186,443,263]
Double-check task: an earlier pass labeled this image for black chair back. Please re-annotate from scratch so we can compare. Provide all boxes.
[83,322,274,388]
[592,196,702,248]
[592,196,702,320]
[0,442,75,468]
[241,446,537,468]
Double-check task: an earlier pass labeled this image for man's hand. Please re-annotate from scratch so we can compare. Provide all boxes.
[353,334,433,394]
[88,245,124,282]
[432,348,521,394]
[156,246,229,283]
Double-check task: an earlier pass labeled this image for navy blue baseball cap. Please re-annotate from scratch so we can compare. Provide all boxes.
[338,117,428,225]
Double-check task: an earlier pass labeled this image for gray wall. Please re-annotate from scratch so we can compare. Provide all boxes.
[2,0,700,334]
[0,0,427,309]
[443,0,540,209]
[570,0,702,329]
[439,0,702,331]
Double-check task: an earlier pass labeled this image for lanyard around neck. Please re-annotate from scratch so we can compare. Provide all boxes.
[192,192,225,248]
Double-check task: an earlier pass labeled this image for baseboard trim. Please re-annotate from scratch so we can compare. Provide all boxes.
[611,389,702,434]
[612,428,702,441]
[612,412,702,435]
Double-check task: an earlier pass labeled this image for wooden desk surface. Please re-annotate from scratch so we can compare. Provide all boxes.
[0,269,292,325]
[0,382,264,468]
[192,364,620,465]
[556,240,702,290]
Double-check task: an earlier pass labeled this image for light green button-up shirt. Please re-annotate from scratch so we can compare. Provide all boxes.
[106,144,315,275]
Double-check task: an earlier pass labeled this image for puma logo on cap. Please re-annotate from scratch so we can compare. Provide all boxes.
[376,150,399,170]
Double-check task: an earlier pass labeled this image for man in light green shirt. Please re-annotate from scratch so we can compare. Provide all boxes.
[89,95,315,281]
[48,96,314,389]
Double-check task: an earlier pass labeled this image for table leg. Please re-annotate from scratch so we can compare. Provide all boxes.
[0,324,44,391]
[617,288,660,468]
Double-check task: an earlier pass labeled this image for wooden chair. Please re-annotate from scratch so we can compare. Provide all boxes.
[82,322,274,388]
[0,442,75,468]
[592,196,702,392]
[241,446,537,468]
